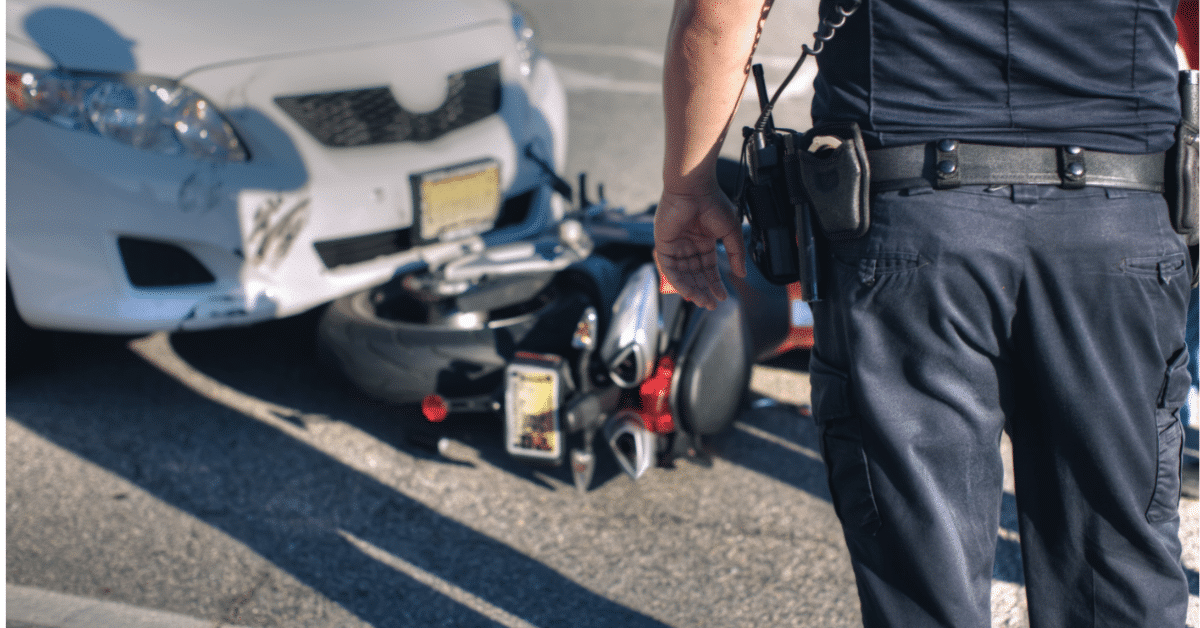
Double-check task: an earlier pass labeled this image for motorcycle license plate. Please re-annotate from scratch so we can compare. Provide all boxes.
[504,359,562,462]
[412,159,501,242]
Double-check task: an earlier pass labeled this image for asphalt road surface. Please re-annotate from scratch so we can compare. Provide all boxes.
[7,1,1199,626]
[8,310,1198,628]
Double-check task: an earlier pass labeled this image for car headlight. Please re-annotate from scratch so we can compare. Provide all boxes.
[6,64,248,162]
[510,3,542,78]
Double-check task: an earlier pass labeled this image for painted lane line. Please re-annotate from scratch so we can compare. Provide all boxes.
[7,584,256,628]
[732,421,822,462]
[541,42,811,73]
[552,66,660,95]
[541,42,664,68]
[338,530,542,628]
[553,64,817,103]
[543,42,818,102]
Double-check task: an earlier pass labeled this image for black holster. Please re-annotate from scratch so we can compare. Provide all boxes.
[795,122,872,242]
[1166,70,1199,285]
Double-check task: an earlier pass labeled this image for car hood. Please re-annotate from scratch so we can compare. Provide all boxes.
[6,0,512,77]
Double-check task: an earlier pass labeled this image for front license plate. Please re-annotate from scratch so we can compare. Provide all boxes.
[504,361,562,462]
[412,160,501,242]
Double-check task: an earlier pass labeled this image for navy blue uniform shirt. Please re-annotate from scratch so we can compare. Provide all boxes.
[811,0,1182,153]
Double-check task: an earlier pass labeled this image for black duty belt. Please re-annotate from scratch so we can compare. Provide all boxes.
[867,140,1166,193]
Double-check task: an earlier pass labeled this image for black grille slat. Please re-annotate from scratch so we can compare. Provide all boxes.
[312,191,535,270]
[276,63,502,147]
[314,228,413,269]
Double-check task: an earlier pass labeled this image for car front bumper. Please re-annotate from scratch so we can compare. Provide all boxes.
[7,26,568,335]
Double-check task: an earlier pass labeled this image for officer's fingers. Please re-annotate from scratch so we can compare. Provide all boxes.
[654,249,708,308]
[684,244,726,303]
[681,261,722,310]
[679,275,718,311]
[722,228,747,278]
[703,263,729,304]
[656,250,719,310]
[687,248,726,308]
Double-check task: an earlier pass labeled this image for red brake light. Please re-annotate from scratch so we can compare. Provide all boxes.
[421,395,449,423]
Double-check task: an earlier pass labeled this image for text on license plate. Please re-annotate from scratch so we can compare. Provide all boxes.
[507,368,560,458]
[414,160,501,242]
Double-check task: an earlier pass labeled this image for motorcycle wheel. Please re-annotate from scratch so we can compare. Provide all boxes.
[317,278,557,405]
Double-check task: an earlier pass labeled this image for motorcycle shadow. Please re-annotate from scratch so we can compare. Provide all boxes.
[165,309,632,493]
[399,411,629,492]
[8,309,674,627]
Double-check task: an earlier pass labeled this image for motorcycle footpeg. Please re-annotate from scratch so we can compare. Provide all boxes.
[570,448,595,493]
[406,430,452,457]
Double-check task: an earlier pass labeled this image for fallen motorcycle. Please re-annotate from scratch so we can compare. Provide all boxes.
[317,178,811,490]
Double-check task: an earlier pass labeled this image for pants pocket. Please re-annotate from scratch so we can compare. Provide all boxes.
[1147,348,1190,524]
[1120,251,1188,284]
[811,355,881,536]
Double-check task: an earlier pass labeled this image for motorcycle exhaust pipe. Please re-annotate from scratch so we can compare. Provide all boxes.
[603,410,656,480]
[599,263,660,388]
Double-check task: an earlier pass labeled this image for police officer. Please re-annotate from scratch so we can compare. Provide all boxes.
[654,0,1192,626]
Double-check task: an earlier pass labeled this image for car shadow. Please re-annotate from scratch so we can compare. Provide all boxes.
[6,314,670,627]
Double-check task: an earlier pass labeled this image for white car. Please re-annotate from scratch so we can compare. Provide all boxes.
[6,0,568,338]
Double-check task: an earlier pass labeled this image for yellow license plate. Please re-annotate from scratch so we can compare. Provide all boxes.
[413,160,501,242]
[505,363,561,460]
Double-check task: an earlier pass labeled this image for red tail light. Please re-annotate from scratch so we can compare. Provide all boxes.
[421,394,449,423]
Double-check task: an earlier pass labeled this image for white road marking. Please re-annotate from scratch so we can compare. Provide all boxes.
[732,420,822,462]
[7,584,252,628]
[543,42,818,102]
[552,65,660,95]
[338,530,542,628]
[541,42,664,68]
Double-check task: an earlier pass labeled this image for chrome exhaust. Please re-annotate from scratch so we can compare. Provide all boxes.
[603,411,656,480]
[599,263,660,387]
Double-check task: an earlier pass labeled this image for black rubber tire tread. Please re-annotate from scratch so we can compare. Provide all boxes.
[318,289,546,404]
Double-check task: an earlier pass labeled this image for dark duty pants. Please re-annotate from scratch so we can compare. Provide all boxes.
[810,184,1192,627]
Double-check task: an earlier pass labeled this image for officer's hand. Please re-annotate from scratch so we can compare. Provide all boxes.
[653,187,747,311]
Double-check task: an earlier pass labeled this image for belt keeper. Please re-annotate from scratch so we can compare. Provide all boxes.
[1058,146,1086,189]
[934,139,961,189]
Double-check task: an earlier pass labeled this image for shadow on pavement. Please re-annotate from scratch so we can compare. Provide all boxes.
[6,312,670,628]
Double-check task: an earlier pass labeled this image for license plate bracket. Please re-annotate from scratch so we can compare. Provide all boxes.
[411,159,501,243]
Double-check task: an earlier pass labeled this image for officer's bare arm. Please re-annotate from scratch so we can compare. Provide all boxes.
[662,0,772,196]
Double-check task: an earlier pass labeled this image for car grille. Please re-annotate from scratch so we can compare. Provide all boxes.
[275,63,502,147]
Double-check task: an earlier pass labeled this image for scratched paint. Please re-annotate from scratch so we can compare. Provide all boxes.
[178,167,227,213]
[246,194,311,269]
